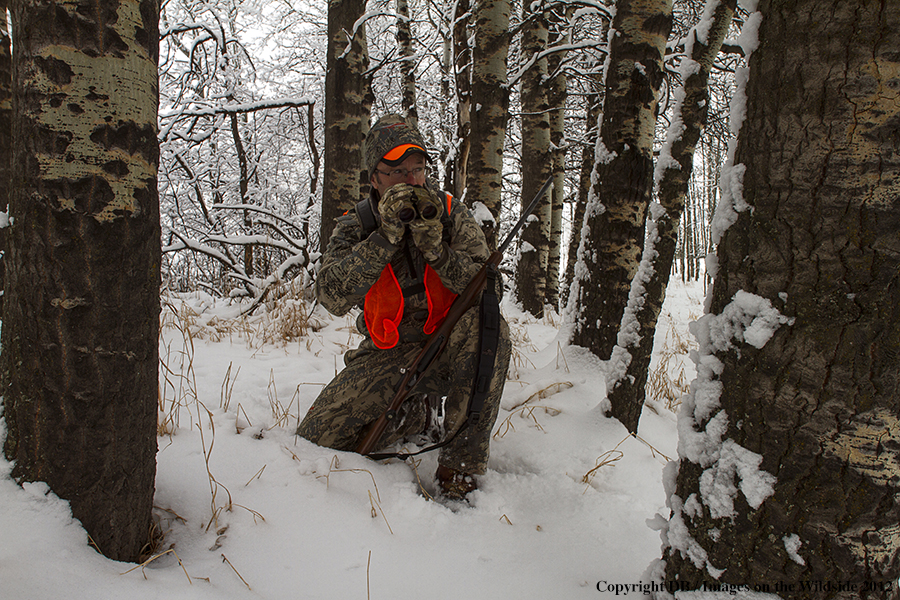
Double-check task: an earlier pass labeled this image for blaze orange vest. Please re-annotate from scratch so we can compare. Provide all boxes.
[364,193,457,349]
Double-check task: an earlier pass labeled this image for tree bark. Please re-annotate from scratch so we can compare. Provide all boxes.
[449,0,471,199]
[515,3,551,317]
[396,0,418,128]
[562,88,601,312]
[465,0,509,249]
[3,0,161,563]
[320,0,369,251]
[606,0,735,434]
[0,0,11,295]
[570,0,672,360]
[545,21,567,313]
[660,0,900,593]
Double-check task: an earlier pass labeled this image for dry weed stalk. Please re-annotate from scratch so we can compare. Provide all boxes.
[506,381,573,411]
[368,490,394,534]
[197,403,265,530]
[406,456,434,501]
[556,342,570,373]
[493,381,569,439]
[642,311,698,413]
[582,436,628,487]
[235,403,253,434]
[267,370,299,430]
[220,362,240,411]
[245,465,266,486]
[158,298,202,433]
[582,433,673,490]
[308,455,393,533]
[221,554,252,590]
[494,403,561,439]
[121,548,192,583]
[646,323,696,412]
[367,550,373,600]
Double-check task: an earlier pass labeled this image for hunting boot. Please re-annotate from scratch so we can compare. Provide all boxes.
[435,464,476,502]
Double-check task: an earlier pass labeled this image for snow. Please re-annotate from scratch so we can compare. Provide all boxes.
[469,200,496,228]
[783,534,805,566]
[699,439,775,519]
[0,282,707,599]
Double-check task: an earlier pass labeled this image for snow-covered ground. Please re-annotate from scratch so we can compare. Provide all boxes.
[0,279,705,599]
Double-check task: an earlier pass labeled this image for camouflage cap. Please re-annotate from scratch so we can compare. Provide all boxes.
[365,114,431,178]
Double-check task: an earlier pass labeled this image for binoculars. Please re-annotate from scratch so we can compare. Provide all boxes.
[396,189,441,224]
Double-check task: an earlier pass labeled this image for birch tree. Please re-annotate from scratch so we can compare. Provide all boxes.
[515,2,552,317]
[563,90,601,310]
[605,0,735,434]
[656,0,900,590]
[448,0,471,199]
[544,7,569,312]
[2,0,161,562]
[569,0,672,360]
[465,0,510,248]
[395,0,418,127]
[321,0,370,249]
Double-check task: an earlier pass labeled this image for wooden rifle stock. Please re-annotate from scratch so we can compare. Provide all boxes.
[354,175,553,457]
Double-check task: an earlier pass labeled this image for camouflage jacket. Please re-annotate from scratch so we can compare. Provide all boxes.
[316,189,493,353]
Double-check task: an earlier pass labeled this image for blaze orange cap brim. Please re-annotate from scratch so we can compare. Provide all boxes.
[381,143,428,165]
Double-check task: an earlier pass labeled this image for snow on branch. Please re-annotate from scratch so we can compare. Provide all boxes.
[160,97,314,120]
[507,40,607,89]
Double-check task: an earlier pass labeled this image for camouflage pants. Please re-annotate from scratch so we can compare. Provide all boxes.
[297,306,511,475]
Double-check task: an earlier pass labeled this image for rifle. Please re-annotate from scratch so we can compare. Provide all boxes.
[355,175,554,457]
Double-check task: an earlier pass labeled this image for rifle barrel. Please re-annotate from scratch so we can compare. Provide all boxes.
[497,175,554,255]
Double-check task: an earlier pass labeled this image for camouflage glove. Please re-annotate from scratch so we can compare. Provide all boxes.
[377,184,417,245]
[409,187,445,263]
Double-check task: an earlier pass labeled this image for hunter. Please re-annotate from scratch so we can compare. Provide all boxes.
[297,114,511,502]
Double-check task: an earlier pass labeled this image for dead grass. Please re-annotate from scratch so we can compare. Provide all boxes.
[493,382,569,439]
[645,311,698,412]
[160,281,322,352]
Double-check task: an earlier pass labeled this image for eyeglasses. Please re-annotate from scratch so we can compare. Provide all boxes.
[375,166,426,181]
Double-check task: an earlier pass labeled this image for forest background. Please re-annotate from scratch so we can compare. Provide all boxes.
[1,0,898,595]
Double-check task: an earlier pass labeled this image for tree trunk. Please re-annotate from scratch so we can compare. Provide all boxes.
[320,0,369,251]
[660,0,900,593]
[396,0,418,128]
[515,3,551,317]
[569,0,672,360]
[562,89,601,311]
[465,0,510,249]
[445,0,470,198]
[606,0,735,435]
[545,9,569,313]
[0,0,10,295]
[3,0,161,563]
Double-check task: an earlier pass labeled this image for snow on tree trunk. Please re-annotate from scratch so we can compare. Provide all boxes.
[321,0,369,250]
[2,0,161,563]
[465,0,510,249]
[605,0,736,435]
[569,0,672,361]
[516,3,551,317]
[562,89,601,312]
[654,0,900,592]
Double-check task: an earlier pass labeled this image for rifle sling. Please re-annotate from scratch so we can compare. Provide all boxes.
[365,266,502,461]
